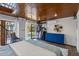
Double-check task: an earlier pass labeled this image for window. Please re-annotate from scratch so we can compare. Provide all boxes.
[0,3,17,11]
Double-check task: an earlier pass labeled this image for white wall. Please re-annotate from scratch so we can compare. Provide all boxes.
[77,10,79,52]
[47,17,77,46]
[18,18,26,40]
[15,20,19,37]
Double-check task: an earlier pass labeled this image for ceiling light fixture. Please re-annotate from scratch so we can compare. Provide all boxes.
[38,17,40,20]
[54,12,57,17]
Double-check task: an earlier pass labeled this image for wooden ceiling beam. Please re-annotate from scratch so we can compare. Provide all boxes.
[0,6,13,13]
[0,11,37,22]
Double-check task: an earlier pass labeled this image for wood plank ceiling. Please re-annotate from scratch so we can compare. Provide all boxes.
[18,3,26,18]
[36,3,78,21]
[0,3,79,21]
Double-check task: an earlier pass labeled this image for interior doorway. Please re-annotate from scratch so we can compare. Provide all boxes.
[25,21,37,40]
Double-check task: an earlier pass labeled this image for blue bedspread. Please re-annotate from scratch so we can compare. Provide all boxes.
[0,45,16,56]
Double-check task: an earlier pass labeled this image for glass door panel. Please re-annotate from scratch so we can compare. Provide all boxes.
[5,21,16,44]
